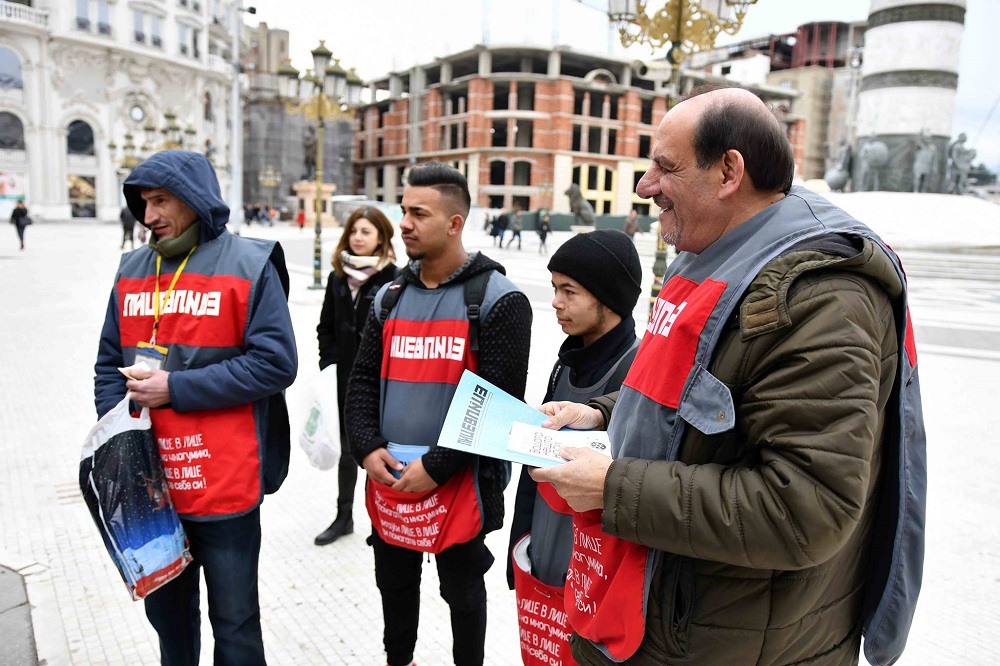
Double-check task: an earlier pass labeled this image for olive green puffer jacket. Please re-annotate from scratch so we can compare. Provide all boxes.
[574,237,903,666]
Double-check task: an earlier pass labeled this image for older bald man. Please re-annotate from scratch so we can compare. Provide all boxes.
[530,85,927,666]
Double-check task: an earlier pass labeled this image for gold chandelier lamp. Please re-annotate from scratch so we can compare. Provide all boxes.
[609,0,758,57]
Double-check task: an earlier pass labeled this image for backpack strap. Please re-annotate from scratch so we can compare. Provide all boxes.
[378,267,411,324]
[463,270,491,353]
[378,268,490,351]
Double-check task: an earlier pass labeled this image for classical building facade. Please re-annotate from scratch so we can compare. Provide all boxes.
[352,44,798,217]
[0,0,241,221]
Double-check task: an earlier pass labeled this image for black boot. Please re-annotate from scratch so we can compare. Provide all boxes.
[314,511,354,546]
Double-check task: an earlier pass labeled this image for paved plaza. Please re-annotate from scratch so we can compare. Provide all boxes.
[1,205,999,665]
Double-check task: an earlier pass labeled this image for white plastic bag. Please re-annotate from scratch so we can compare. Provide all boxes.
[299,367,340,470]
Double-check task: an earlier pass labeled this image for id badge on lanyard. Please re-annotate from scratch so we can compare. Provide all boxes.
[142,246,197,369]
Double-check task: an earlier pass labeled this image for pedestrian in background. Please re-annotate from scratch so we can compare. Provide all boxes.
[537,213,551,255]
[623,209,640,242]
[346,162,532,666]
[9,199,29,250]
[94,150,298,665]
[120,205,136,250]
[506,208,523,249]
[314,206,399,546]
[493,209,509,247]
[296,208,306,231]
[531,86,927,666]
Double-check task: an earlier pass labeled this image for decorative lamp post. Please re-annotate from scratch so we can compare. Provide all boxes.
[278,44,363,290]
[607,0,757,314]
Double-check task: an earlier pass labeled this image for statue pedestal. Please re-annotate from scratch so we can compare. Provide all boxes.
[293,181,338,227]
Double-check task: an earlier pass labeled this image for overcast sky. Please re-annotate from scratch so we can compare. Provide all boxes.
[246,0,998,170]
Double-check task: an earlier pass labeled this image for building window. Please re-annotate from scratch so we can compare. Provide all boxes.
[514,120,532,148]
[571,125,581,152]
[640,98,653,125]
[608,129,617,155]
[0,112,26,150]
[512,195,530,212]
[151,15,162,47]
[574,90,586,116]
[75,0,90,30]
[358,139,365,159]
[589,93,604,119]
[572,164,615,214]
[494,85,509,111]
[488,195,504,209]
[178,23,190,55]
[0,49,24,91]
[67,119,95,155]
[192,29,201,58]
[513,161,531,186]
[588,127,601,153]
[489,160,505,186]
[97,1,111,35]
[491,120,507,148]
[376,137,383,157]
[133,10,145,43]
[516,83,534,111]
[608,95,619,121]
[204,92,213,121]
[638,134,651,159]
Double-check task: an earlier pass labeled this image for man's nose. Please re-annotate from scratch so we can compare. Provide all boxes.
[635,170,657,199]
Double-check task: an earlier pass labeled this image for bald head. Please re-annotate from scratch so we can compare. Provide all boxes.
[673,85,795,194]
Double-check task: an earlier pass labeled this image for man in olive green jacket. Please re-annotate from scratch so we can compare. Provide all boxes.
[532,86,925,666]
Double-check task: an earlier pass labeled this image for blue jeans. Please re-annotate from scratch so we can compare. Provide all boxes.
[371,531,494,666]
[144,509,265,666]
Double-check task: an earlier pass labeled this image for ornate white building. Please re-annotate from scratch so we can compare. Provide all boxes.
[0,0,242,220]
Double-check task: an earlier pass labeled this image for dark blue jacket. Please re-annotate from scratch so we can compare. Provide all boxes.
[94,150,297,501]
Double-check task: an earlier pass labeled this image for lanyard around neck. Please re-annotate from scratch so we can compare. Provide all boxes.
[152,246,197,345]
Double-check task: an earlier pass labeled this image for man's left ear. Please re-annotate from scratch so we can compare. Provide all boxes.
[719,149,745,199]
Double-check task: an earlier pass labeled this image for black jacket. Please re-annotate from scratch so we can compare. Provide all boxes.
[317,262,399,419]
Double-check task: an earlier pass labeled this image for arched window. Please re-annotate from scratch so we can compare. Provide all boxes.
[0,111,24,150]
[489,160,505,186]
[0,48,23,90]
[67,119,95,155]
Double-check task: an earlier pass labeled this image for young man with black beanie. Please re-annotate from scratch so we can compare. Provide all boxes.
[506,229,642,665]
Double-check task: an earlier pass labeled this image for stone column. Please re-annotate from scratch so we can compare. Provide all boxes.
[854,0,965,192]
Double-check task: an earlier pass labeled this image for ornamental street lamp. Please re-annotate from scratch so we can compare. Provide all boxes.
[278,42,363,290]
[607,0,757,313]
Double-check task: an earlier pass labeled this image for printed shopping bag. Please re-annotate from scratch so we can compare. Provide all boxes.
[79,397,192,600]
[298,366,340,470]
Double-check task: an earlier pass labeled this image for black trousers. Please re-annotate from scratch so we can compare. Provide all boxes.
[371,531,494,666]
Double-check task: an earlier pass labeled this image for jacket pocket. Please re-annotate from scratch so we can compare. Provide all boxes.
[655,555,694,659]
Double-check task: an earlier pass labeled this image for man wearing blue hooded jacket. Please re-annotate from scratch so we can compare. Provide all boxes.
[94,150,298,665]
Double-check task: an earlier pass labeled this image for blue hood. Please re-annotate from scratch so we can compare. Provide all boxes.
[124,150,230,243]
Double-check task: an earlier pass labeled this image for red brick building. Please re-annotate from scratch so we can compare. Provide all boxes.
[353,44,798,215]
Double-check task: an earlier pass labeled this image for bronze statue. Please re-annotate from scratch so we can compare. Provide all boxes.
[302,125,317,180]
[824,138,853,192]
[946,133,975,195]
[564,183,597,226]
[859,140,889,192]
[912,130,936,193]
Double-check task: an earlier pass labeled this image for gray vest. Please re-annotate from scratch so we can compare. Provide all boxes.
[605,187,926,665]
[531,338,639,586]
[373,267,520,447]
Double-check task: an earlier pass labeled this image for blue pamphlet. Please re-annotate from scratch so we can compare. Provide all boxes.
[436,370,611,468]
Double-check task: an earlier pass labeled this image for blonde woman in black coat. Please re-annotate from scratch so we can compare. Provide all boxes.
[315,207,399,545]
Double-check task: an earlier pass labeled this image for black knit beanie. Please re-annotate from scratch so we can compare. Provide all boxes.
[547,229,642,318]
